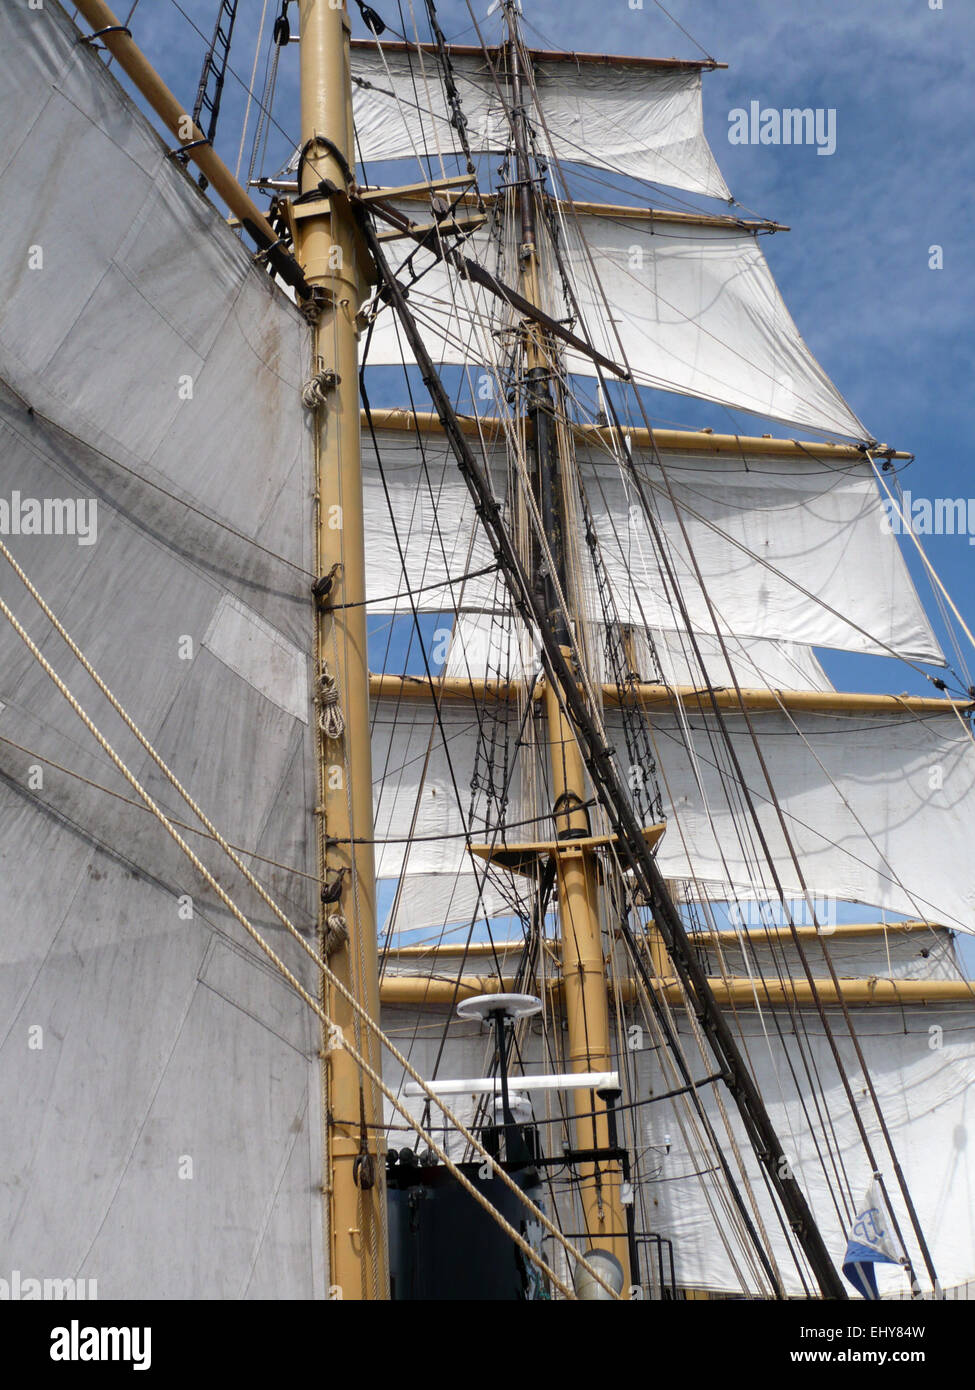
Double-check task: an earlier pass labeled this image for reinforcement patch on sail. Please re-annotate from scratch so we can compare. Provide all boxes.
[203,594,310,724]
[0,2,322,1299]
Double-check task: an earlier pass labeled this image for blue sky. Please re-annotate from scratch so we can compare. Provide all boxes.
[101,1,975,954]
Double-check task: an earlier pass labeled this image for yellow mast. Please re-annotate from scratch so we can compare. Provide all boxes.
[293,0,388,1301]
[504,11,632,1287]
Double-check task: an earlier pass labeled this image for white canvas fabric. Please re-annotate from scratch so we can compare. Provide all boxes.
[0,2,323,1299]
[578,444,942,663]
[557,214,867,438]
[361,430,942,663]
[371,697,975,933]
[341,45,730,198]
[363,208,866,439]
[644,707,975,932]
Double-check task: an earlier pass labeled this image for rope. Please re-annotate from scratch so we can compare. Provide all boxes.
[234,0,270,183]
[323,913,349,957]
[317,659,346,738]
[302,368,340,411]
[0,539,619,1298]
[870,454,975,661]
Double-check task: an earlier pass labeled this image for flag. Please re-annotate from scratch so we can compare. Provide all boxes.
[842,1181,902,1298]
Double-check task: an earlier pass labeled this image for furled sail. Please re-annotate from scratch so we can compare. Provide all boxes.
[370,697,975,932]
[361,426,943,663]
[0,1,323,1298]
[362,206,867,439]
[336,41,730,199]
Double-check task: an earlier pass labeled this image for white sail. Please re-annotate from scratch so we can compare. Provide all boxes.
[380,872,521,938]
[362,428,942,663]
[441,614,833,690]
[556,213,867,438]
[0,1,323,1298]
[641,1004,975,1296]
[577,443,942,662]
[363,208,866,439]
[342,42,730,198]
[371,696,975,932]
[645,707,975,931]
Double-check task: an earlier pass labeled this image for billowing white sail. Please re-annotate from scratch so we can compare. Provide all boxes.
[0,1,323,1298]
[578,443,942,663]
[556,213,867,438]
[343,42,730,198]
[363,207,866,439]
[645,707,975,932]
[362,427,943,663]
[370,696,975,932]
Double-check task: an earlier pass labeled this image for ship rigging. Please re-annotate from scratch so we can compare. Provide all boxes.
[1,0,974,1303]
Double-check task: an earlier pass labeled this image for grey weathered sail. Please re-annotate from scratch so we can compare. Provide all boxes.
[0,2,324,1298]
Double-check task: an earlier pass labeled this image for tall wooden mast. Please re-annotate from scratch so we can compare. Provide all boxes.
[294,0,388,1301]
[505,5,632,1287]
